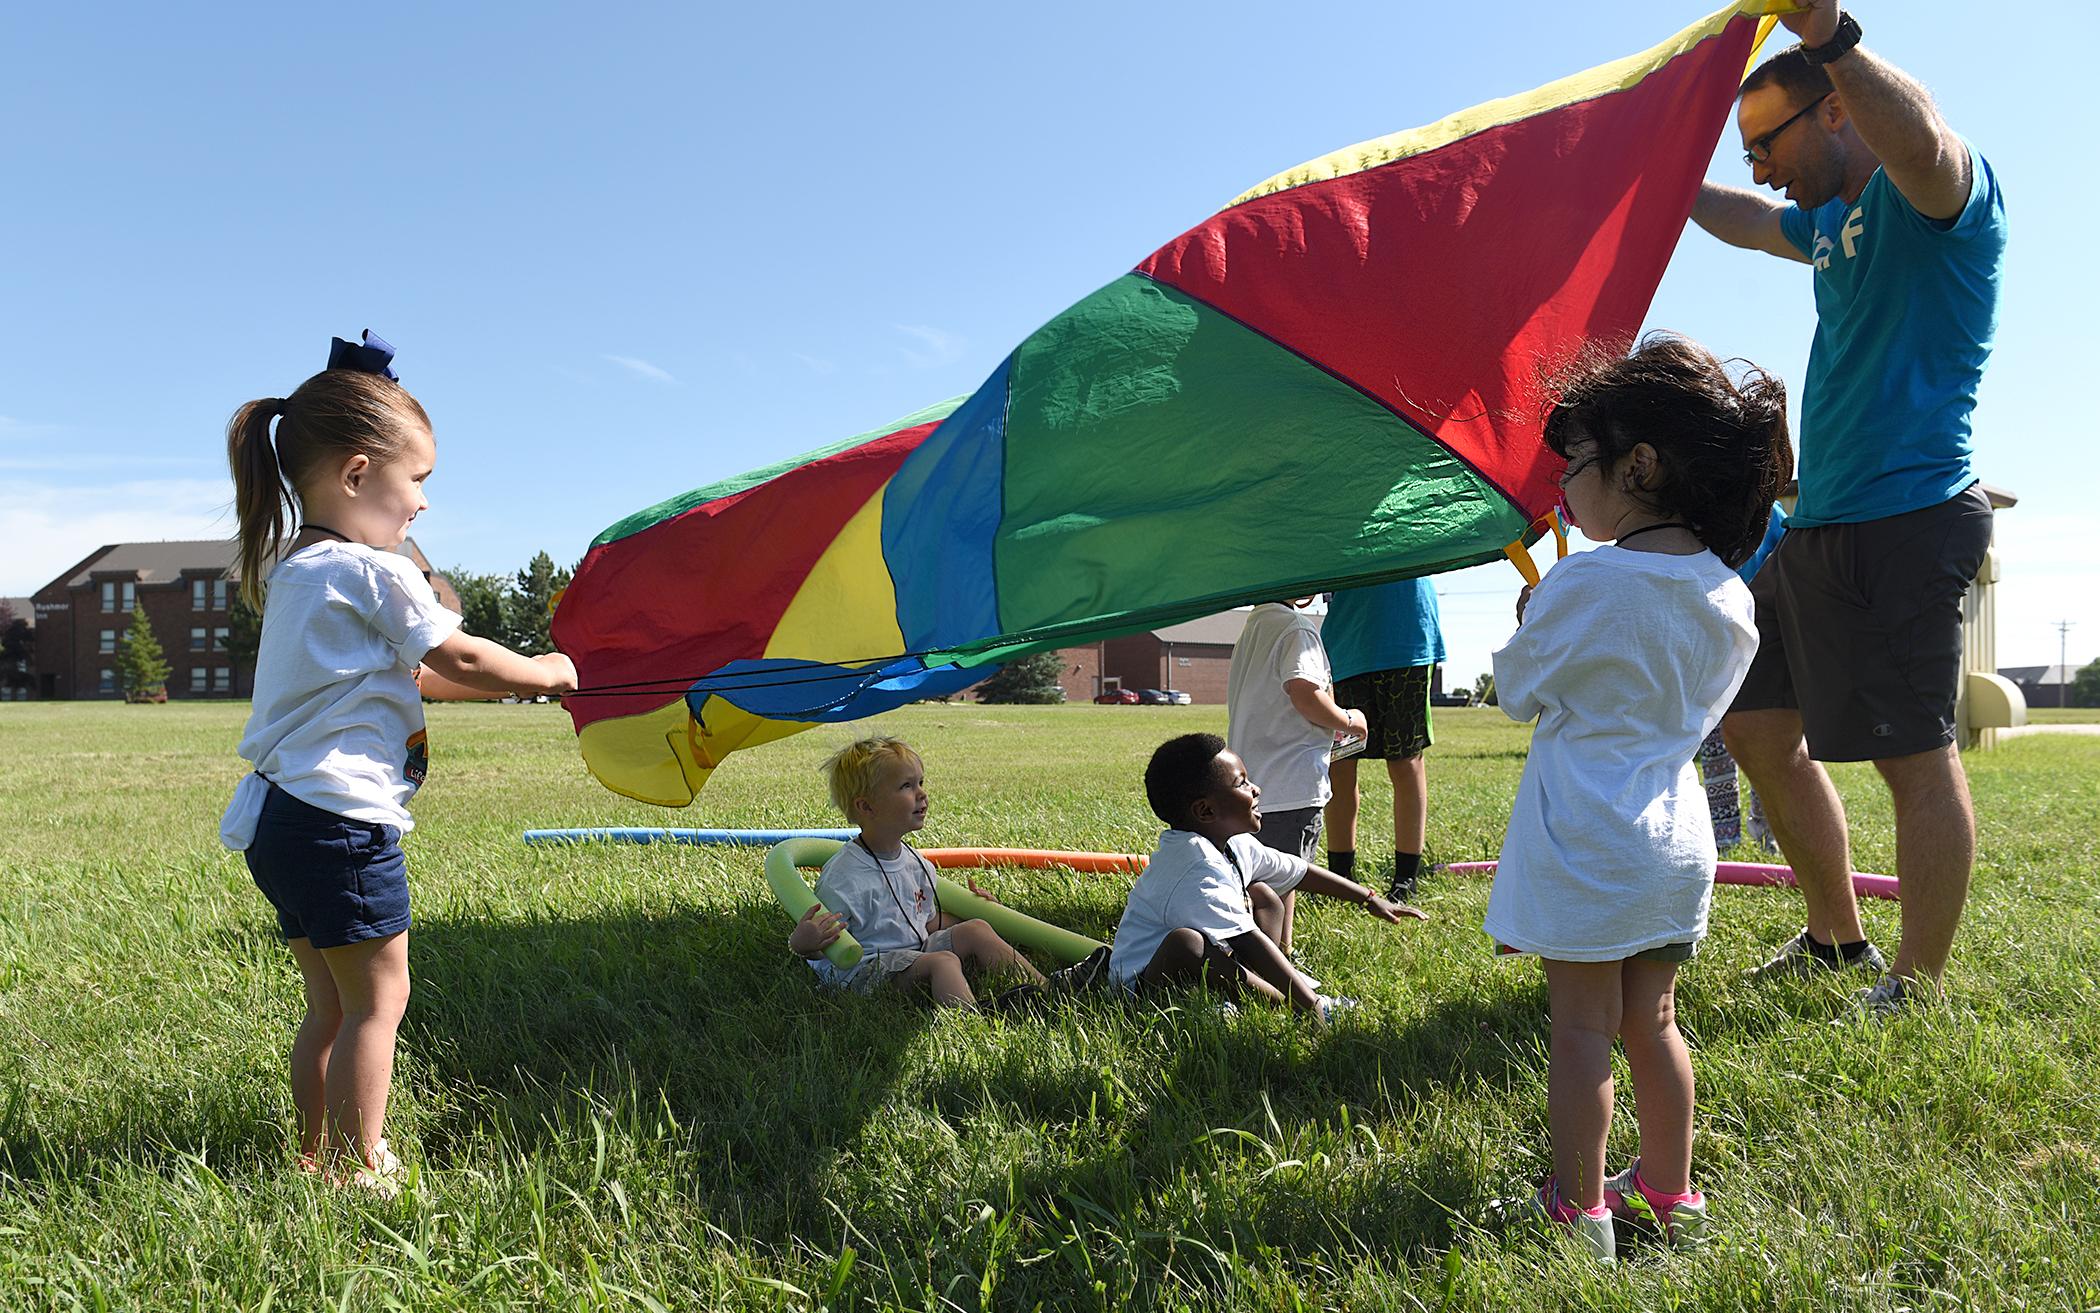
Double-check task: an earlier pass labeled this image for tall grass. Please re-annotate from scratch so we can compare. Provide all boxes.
[1,702,2095,1310]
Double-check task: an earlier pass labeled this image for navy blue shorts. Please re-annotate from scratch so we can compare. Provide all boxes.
[245,783,411,949]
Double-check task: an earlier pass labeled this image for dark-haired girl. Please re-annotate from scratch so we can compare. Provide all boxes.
[1485,334,1792,1260]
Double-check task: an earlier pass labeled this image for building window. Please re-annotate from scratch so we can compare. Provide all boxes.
[212,579,229,610]
[190,628,207,652]
[191,667,208,693]
[122,582,135,612]
[99,669,115,694]
[101,582,116,612]
[214,667,231,693]
[214,627,229,653]
[100,630,116,655]
[193,579,207,611]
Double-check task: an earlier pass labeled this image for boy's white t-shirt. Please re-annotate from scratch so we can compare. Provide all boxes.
[221,542,461,844]
[1225,603,1333,812]
[808,838,941,985]
[1485,547,1757,961]
[1108,829,1306,984]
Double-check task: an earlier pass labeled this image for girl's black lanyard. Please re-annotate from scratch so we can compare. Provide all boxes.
[1615,522,1690,548]
[859,834,929,949]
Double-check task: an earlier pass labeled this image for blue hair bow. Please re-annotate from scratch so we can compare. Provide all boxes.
[327,329,400,381]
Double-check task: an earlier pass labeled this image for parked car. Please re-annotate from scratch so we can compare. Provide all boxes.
[1093,688,1141,705]
[1164,689,1193,705]
[1136,688,1173,705]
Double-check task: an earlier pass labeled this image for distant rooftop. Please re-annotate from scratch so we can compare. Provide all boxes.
[62,538,438,589]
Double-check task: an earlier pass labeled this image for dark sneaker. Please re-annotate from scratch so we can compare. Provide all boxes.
[1387,874,1418,903]
[1747,929,1887,981]
[980,983,1046,1015]
[1047,946,1112,994]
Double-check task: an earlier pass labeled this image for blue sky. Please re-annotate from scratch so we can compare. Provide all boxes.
[3,2,2091,687]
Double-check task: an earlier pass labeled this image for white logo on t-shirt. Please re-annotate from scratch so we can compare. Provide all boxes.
[1840,206,1866,260]
[1811,233,1834,270]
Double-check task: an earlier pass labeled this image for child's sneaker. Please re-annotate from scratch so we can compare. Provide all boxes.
[1047,946,1112,995]
[1532,1176,1615,1262]
[1602,1158,1708,1248]
[341,1139,404,1199]
[1313,993,1359,1024]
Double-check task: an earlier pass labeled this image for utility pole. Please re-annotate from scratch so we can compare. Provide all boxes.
[2057,620,2074,709]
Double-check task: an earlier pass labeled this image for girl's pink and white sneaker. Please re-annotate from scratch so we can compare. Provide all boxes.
[1603,1158,1708,1247]
[1533,1176,1616,1263]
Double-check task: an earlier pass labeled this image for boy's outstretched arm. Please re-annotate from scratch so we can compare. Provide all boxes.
[1295,865,1428,922]
[1284,678,1364,736]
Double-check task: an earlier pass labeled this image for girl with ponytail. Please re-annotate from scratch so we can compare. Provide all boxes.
[1484,333,1790,1260]
[220,332,576,1194]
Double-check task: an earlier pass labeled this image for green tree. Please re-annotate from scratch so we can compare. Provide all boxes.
[506,552,573,656]
[224,593,263,677]
[1472,672,1497,708]
[447,569,513,643]
[115,605,170,702]
[2073,659,2100,709]
[0,605,31,696]
[975,652,1066,705]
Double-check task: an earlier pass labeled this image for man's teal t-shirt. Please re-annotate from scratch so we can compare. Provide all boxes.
[1322,578,1445,683]
[1777,140,2006,527]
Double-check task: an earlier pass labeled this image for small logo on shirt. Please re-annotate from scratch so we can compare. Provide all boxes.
[405,729,429,787]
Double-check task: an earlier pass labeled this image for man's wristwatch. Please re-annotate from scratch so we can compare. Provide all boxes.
[1802,11,1862,66]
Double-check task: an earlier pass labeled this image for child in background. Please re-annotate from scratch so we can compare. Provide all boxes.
[219,333,577,1194]
[1108,733,1423,1022]
[1225,598,1365,955]
[1488,335,1788,1260]
[1321,578,1446,902]
[789,736,1105,1008]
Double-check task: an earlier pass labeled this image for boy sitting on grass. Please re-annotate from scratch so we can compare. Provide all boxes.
[1107,733,1425,1021]
[788,735,1106,1010]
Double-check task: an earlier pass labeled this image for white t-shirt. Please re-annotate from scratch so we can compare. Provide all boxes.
[1485,547,1757,961]
[808,838,942,984]
[222,542,461,843]
[1109,829,1306,984]
[1225,603,1334,811]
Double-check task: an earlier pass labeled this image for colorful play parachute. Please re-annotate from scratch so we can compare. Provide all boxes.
[555,2,1779,806]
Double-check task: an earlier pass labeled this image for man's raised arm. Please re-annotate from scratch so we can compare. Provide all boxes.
[1693,181,1812,263]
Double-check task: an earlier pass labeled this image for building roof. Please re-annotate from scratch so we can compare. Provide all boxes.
[59,537,441,589]
[1999,665,2074,685]
[1151,607,1323,647]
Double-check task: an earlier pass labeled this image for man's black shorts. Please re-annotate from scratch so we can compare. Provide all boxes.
[1332,665,1434,760]
[1732,483,1992,762]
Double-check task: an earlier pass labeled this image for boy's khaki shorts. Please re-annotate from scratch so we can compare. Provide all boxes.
[837,926,959,995]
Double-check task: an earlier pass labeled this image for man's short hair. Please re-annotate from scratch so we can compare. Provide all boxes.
[822,736,921,817]
[1145,733,1229,828]
[1742,44,1835,104]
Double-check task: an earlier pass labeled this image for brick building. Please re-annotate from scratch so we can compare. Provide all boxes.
[28,539,458,701]
[1052,610,1291,704]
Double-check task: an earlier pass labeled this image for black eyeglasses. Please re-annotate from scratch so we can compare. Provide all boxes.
[1742,95,1829,165]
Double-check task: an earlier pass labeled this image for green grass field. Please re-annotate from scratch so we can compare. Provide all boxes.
[3,701,2097,1310]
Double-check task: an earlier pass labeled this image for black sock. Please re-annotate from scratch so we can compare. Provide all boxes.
[1803,930,1842,963]
[1389,852,1422,897]
[1836,938,1874,963]
[1328,849,1356,880]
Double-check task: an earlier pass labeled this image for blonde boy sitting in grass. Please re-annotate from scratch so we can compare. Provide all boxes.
[788,736,1073,1010]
